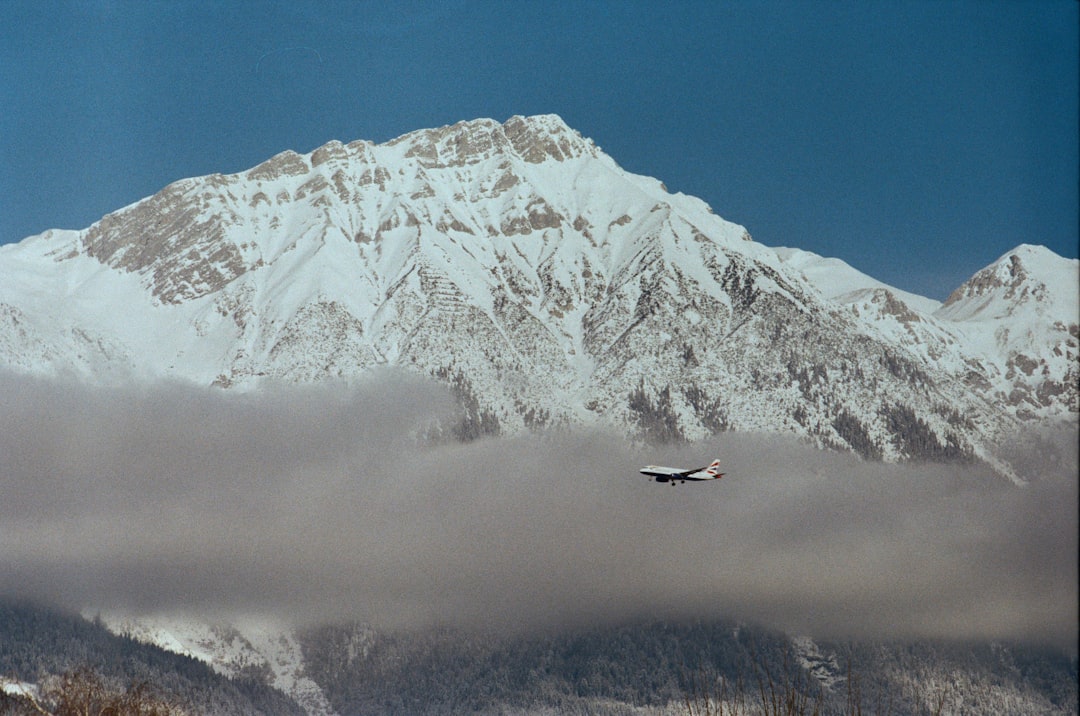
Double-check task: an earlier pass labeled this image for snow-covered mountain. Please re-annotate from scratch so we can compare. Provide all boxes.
[0,115,1076,478]
[936,243,1078,418]
[3,114,1076,714]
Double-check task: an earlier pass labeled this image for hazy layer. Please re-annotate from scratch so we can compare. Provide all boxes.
[1,372,1075,648]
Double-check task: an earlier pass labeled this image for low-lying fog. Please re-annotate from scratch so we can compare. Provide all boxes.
[1,371,1075,649]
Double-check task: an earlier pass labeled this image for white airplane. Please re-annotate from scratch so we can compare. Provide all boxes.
[639,459,725,484]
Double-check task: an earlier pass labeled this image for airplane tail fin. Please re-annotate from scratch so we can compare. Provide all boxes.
[706,459,723,478]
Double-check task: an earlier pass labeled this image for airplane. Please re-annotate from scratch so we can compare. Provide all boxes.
[639,459,725,485]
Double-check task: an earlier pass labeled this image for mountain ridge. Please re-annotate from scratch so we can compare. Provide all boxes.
[0,115,1076,480]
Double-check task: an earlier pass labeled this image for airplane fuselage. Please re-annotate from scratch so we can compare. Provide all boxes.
[639,465,691,482]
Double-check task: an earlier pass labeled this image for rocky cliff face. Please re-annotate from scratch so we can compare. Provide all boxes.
[0,115,1076,480]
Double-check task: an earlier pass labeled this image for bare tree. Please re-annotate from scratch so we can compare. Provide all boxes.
[2,668,187,716]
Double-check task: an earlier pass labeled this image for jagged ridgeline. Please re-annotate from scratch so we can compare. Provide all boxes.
[0,115,1076,478]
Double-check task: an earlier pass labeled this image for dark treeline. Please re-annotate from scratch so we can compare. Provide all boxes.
[0,600,303,716]
[299,619,1078,715]
[2,601,1076,715]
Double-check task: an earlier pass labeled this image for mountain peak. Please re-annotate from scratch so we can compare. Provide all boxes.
[501,114,596,163]
[940,244,1078,320]
[384,114,597,168]
[934,245,1078,418]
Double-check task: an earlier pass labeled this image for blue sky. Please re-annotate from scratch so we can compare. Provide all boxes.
[2,0,1076,299]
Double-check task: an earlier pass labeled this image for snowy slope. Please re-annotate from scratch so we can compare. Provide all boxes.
[90,612,338,716]
[774,246,942,315]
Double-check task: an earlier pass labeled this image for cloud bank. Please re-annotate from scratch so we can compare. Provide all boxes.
[1,372,1075,648]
